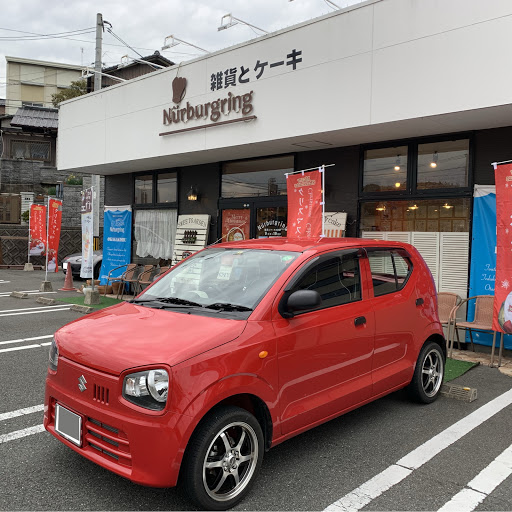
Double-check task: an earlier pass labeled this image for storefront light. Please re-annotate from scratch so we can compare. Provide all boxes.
[395,182,401,188]
[443,202,453,209]
[430,151,438,168]
[409,204,419,210]
[394,155,401,171]
[187,186,199,201]
[375,203,386,212]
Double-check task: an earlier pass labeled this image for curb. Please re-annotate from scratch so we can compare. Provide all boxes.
[70,304,94,314]
[10,291,29,299]
[36,297,57,306]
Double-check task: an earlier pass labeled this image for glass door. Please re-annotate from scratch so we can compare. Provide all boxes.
[219,198,287,241]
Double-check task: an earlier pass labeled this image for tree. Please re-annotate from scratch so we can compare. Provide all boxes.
[51,79,87,107]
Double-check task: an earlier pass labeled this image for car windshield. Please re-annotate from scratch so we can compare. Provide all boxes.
[139,248,299,310]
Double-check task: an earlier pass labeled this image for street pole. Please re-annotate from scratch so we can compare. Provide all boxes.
[93,13,102,254]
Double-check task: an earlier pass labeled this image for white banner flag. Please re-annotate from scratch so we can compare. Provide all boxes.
[80,187,94,278]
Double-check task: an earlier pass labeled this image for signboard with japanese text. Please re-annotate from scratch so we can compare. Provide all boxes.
[492,163,512,336]
[29,204,46,256]
[286,168,323,239]
[222,209,251,242]
[99,209,132,285]
[80,187,94,278]
[47,199,62,272]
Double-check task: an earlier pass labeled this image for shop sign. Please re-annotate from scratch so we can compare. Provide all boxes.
[162,76,255,135]
[80,188,94,278]
[222,209,250,241]
[209,48,303,90]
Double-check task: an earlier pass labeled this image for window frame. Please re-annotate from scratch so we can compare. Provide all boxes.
[278,249,364,317]
[133,169,178,209]
[365,247,413,297]
[359,132,473,200]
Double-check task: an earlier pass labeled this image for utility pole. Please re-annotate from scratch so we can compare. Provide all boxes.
[92,13,102,251]
[94,13,103,92]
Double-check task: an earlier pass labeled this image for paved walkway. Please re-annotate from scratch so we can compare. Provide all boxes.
[450,348,512,378]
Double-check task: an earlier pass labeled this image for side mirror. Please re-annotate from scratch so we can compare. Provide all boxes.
[286,289,322,315]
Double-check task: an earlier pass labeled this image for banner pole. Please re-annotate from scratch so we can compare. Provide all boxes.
[321,165,326,237]
[45,196,49,282]
[27,207,31,265]
[91,186,95,293]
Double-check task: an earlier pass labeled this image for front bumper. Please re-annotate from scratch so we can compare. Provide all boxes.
[44,356,187,487]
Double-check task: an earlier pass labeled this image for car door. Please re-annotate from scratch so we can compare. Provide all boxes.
[365,247,420,395]
[273,248,375,435]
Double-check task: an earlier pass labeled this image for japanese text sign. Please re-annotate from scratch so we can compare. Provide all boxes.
[286,168,323,239]
[47,199,62,272]
[29,204,46,256]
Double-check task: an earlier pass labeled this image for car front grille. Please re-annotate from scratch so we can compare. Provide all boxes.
[85,417,132,466]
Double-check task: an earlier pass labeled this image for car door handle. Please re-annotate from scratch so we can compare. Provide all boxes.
[354,316,366,326]
[416,298,424,306]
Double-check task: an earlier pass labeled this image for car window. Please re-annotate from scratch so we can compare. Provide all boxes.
[289,251,361,312]
[367,249,412,296]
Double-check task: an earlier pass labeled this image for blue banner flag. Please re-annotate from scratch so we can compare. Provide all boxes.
[468,185,512,349]
[99,209,132,285]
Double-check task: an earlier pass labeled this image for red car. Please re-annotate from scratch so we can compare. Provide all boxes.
[44,238,445,510]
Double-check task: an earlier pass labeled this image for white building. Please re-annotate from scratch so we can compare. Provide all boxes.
[56,0,510,299]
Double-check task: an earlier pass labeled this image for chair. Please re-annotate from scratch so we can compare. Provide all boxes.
[135,266,157,295]
[121,265,153,299]
[437,292,461,350]
[105,264,138,298]
[448,295,503,366]
[153,266,170,281]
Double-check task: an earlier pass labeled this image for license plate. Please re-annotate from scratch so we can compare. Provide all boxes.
[63,262,68,270]
[55,404,82,446]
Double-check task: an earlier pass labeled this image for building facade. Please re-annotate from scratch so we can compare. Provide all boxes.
[56,0,511,297]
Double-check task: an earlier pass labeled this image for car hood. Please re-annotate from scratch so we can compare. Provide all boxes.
[55,302,247,375]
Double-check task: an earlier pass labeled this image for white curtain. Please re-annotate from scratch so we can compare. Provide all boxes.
[135,209,177,259]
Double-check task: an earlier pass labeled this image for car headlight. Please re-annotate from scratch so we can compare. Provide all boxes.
[48,338,58,372]
[123,369,169,411]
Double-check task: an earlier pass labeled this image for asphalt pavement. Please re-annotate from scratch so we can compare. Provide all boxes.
[0,269,511,511]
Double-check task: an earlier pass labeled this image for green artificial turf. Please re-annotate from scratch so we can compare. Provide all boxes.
[444,358,479,383]
[56,295,123,310]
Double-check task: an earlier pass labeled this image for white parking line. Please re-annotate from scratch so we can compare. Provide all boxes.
[0,404,44,422]
[0,425,45,444]
[438,442,512,512]
[0,304,71,317]
[0,280,11,284]
[0,341,52,353]
[0,334,53,346]
[0,291,57,297]
[324,388,512,512]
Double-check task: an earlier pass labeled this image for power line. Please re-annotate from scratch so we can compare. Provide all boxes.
[106,28,143,58]
[0,28,95,41]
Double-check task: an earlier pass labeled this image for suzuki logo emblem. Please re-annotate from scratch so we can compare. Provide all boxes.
[78,375,87,392]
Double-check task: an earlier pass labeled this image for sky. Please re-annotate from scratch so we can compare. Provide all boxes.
[0,0,364,99]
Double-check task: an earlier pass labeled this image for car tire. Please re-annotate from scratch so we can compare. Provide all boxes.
[181,405,264,511]
[407,341,445,404]
[93,263,101,280]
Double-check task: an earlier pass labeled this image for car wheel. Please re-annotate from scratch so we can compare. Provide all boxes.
[181,405,264,510]
[408,341,445,404]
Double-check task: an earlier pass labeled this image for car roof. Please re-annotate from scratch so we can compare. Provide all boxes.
[210,237,410,254]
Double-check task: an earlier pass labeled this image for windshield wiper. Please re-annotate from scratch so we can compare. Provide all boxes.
[130,297,202,307]
[205,302,253,312]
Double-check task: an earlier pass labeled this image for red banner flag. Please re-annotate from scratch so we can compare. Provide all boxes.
[47,199,62,272]
[29,204,47,256]
[493,162,512,333]
[286,168,323,238]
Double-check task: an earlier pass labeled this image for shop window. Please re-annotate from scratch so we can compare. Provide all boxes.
[135,175,153,204]
[222,155,293,198]
[157,172,177,203]
[360,198,470,233]
[417,139,469,190]
[11,140,51,162]
[363,146,407,193]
